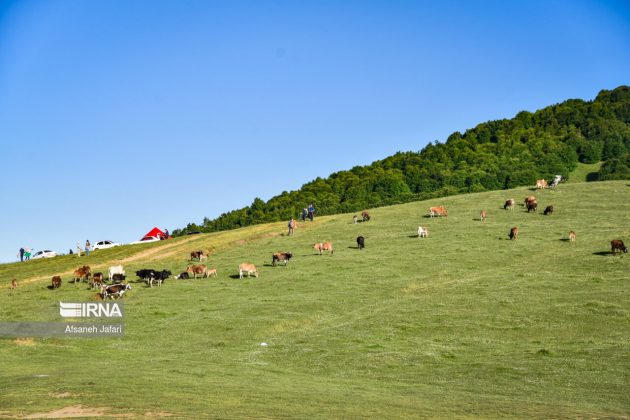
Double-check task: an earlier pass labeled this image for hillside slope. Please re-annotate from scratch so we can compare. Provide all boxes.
[1,181,629,417]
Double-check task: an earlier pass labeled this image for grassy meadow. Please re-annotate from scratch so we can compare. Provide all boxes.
[0,181,629,418]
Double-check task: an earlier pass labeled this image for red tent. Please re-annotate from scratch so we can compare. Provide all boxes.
[142,227,165,240]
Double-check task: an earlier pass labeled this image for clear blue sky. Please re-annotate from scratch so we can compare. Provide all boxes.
[1,0,629,263]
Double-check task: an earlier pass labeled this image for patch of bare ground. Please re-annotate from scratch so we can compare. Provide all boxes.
[24,405,108,418]
[48,392,75,399]
[12,338,35,346]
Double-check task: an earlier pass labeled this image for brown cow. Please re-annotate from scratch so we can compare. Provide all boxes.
[361,211,371,222]
[509,227,519,241]
[313,242,334,255]
[536,179,548,189]
[51,276,62,289]
[10,279,18,289]
[73,265,91,283]
[190,250,204,261]
[90,272,104,290]
[429,206,448,217]
[186,265,208,279]
[480,210,487,222]
[524,196,536,206]
[207,268,218,278]
[526,200,538,213]
[544,205,554,215]
[568,231,576,242]
[272,252,293,266]
[238,263,258,279]
[611,240,628,254]
[503,199,515,210]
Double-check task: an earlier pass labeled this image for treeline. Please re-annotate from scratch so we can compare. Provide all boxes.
[173,85,630,236]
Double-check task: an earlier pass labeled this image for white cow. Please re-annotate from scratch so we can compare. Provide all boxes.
[418,226,429,238]
[108,265,125,282]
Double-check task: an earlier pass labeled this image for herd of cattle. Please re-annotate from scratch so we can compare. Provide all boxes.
[7,182,629,298]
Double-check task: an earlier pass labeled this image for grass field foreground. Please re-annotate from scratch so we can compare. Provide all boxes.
[0,181,629,418]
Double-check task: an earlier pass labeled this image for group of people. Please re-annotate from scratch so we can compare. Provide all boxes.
[17,247,31,262]
[289,204,316,235]
[76,240,91,257]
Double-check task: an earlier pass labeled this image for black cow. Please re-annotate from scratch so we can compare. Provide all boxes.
[272,252,293,266]
[544,205,554,215]
[526,201,538,213]
[356,236,365,250]
[111,273,126,284]
[148,270,172,287]
[175,272,190,279]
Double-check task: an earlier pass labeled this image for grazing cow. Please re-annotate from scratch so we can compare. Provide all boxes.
[524,196,536,206]
[51,276,62,289]
[509,227,519,241]
[111,273,126,283]
[207,268,218,278]
[186,265,208,279]
[175,272,190,279]
[418,226,428,238]
[361,211,371,222]
[544,205,554,215]
[526,200,538,213]
[238,263,258,279]
[611,240,628,254]
[90,272,104,290]
[190,251,208,261]
[73,265,91,283]
[480,210,487,222]
[353,215,358,224]
[504,199,515,210]
[101,283,132,299]
[568,231,576,242]
[536,179,548,189]
[108,265,125,282]
[272,252,293,266]
[549,175,563,188]
[10,279,17,289]
[429,206,448,217]
[313,242,334,255]
[357,236,365,249]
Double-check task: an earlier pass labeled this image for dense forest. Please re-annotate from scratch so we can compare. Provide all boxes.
[173,85,630,236]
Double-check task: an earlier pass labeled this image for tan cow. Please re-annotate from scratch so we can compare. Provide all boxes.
[207,268,218,278]
[238,263,258,279]
[10,279,18,289]
[536,179,548,189]
[480,210,487,222]
[429,206,448,217]
[509,227,519,241]
[568,231,576,242]
[186,265,208,279]
[313,242,334,255]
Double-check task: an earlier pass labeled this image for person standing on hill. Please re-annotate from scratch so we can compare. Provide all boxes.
[18,247,25,262]
[76,242,82,257]
[301,208,307,222]
[308,203,315,221]
[85,240,91,256]
[288,218,296,236]
[24,247,31,261]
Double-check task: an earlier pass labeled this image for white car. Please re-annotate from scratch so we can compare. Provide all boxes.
[31,250,57,259]
[93,240,121,250]
[130,236,161,245]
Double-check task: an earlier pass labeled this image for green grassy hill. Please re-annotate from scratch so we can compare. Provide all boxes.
[1,181,629,418]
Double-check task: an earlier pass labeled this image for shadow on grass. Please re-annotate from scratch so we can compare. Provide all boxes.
[592,251,614,256]
[559,238,571,242]
[408,235,420,238]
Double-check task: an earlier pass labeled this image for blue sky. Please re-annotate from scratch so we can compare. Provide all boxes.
[0,0,629,262]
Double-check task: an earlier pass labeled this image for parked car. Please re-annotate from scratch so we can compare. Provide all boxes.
[93,240,121,250]
[31,250,57,259]
[130,236,161,245]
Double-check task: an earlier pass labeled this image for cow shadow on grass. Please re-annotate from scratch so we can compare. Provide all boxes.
[408,235,420,238]
[592,251,615,256]
[559,238,571,242]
